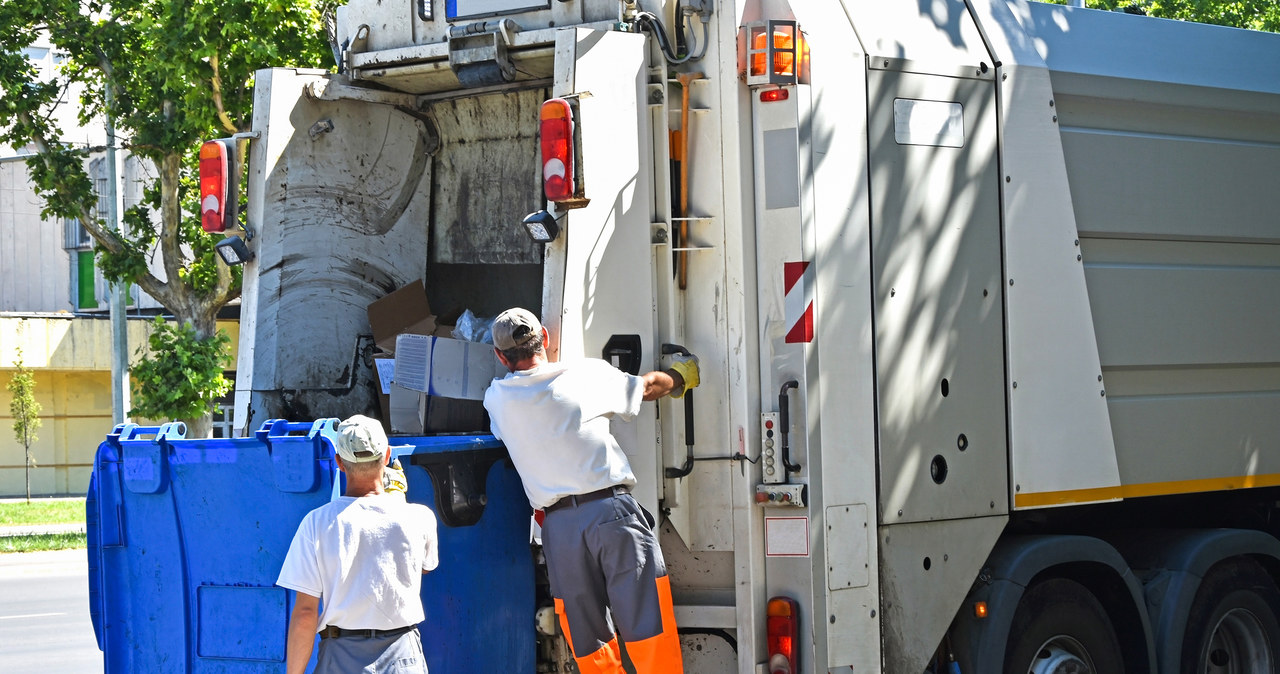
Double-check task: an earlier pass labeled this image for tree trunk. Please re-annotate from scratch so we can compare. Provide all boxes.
[24,442,31,503]
[183,416,214,439]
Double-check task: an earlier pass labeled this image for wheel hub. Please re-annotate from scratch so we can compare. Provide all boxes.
[1204,608,1275,674]
[1029,636,1094,674]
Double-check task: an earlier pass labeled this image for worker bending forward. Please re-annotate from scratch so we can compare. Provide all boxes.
[484,308,697,674]
[278,415,439,674]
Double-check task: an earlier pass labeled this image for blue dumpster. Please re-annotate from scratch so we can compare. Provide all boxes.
[86,419,535,673]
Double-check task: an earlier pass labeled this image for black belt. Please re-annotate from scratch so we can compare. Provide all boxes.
[320,624,417,640]
[544,485,631,513]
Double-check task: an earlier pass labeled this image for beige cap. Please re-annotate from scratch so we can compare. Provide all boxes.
[334,415,389,463]
[492,307,543,351]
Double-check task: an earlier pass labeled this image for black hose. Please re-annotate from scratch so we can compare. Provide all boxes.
[778,381,802,473]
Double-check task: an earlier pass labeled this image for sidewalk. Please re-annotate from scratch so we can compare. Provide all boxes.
[0,523,86,537]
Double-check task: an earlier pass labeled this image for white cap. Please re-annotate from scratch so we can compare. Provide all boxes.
[334,415,389,464]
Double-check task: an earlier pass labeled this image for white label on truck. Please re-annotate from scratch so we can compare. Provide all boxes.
[765,516,809,557]
[893,98,964,148]
[450,0,548,20]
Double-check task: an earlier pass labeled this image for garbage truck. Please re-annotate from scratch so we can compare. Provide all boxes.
[87,0,1280,671]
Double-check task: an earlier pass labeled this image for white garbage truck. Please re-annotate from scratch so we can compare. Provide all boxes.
[217,0,1280,671]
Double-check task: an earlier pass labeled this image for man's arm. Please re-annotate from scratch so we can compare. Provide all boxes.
[642,353,700,401]
[641,369,684,401]
[286,592,321,674]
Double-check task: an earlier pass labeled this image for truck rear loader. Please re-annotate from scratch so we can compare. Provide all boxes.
[88,0,1280,672]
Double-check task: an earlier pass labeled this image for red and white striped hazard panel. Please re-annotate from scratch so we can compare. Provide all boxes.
[784,261,814,343]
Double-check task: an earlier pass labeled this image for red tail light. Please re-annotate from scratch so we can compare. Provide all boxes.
[199,140,236,232]
[767,596,799,674]
[540,98,574,202]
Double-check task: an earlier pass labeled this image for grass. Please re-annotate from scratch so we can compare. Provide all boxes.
[0,498,86,527]
[0,498,87,553]
[0,532,87,554]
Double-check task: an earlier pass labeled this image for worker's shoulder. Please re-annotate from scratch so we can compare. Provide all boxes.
[392,498,438,519]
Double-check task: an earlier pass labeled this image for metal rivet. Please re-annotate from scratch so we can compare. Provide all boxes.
[1101,390,1106,397]
[870,610,877,618]
[1005,175,1011,183]
[1009,279,1014,286]
[1016,484,1021,492]
[1012,381,1017,389]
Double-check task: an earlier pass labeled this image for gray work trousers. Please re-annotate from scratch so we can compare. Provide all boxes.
[541,491,669,659]
[315,626,427,674]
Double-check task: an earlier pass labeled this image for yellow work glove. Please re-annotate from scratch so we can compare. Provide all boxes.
[668,353,700,399]
[383,458,408,495]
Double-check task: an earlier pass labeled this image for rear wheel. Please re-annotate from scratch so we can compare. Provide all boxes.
[1181,558,1280,674]
[1004,578,1124,674]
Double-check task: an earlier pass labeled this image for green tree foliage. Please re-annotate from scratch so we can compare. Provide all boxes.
[0,0,332,430]
[129,318,233,422]
[7,351,43,502]
[1041,0,1280,32]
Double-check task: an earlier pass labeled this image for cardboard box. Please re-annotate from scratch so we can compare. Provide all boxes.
[388,380,424,434]
[388,379,488,434]
[384,337,495,434]
[367,280,436,353]
[393,334,504,401]
[368,284,498,434]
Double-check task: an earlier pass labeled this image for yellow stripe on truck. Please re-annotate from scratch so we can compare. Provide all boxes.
[1014,473,1280,509]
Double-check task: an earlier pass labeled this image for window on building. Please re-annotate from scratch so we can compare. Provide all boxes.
[95,177,109,220]
[64,217,92,250]
[211,380,237,438]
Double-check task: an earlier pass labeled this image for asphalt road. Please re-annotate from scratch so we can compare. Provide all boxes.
[0,549,104,673]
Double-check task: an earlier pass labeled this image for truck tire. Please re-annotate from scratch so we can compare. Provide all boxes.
[1180,558,1280,674]
[1003,578,1124,674]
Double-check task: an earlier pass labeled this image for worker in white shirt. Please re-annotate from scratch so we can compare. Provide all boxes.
[483,307,698,674]
[277,415,439,674]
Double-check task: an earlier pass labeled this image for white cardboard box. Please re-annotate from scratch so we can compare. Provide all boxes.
[394,334,504,401]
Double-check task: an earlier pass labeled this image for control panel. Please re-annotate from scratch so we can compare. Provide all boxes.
[755,483,806,508]
[761,412,783,484]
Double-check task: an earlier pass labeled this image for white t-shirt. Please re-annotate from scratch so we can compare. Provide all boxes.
[483,359,644,509]
[277,493,439,631]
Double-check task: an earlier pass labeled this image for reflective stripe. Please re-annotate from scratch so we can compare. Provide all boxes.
[556,597,623,674]
[623,575,684,674]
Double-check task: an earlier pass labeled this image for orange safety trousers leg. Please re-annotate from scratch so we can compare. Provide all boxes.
[556,598,623,674]
[620,575,684,674]
[555,577,683,674]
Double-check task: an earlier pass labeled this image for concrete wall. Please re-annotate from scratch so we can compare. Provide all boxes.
[0,315,240,497]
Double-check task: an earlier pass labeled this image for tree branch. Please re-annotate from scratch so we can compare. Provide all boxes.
[21,113,174,307]
[209,51,240,135]
[157,140,185,299]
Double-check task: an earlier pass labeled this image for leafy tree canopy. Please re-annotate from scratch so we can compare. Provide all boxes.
[1042,0,1280,32]
[0,0,332,335]
[0,0,332,429]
